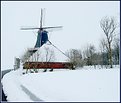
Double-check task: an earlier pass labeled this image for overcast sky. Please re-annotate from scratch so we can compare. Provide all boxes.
[1,1,120,70]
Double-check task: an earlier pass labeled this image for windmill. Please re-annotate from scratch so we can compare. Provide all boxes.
[21,9,73,72]
[21,9,62,55]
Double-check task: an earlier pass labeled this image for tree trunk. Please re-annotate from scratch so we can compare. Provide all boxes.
[109,43,113,68]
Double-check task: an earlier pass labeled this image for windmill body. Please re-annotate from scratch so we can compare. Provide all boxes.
[35,30,48,48]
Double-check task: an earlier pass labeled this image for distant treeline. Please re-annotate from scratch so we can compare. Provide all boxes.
[66,16,119,69]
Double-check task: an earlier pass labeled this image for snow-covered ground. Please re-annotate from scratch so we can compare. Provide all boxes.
[2,66,120,102]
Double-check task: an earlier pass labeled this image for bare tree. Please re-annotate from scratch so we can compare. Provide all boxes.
[20,48,32,73]
[66,49,83,68]
[83,44,96,66]
[44,47,55,62]
[100,16,118,68]
[43,47,55,72]
[21,48,31,63]
[31,50,40,73]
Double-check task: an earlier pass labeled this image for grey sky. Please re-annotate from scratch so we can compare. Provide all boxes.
[1,1,120,70]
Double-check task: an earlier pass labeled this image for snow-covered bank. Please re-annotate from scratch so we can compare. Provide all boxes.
[2,67,120,102]
[2,70,33,102]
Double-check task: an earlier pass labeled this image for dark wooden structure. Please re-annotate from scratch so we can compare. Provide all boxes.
[23,62,74,69]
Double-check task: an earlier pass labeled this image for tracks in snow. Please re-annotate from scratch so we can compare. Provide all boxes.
[20,85,44,102]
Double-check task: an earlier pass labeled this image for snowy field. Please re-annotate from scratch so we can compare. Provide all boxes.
[2,66,120,102]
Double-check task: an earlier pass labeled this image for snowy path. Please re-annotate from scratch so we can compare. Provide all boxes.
[2,69,43,101]
[20,85,43,101]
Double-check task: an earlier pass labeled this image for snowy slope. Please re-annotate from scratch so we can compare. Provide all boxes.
[2,67,120,102]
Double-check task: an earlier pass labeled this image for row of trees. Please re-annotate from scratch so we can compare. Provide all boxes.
[66,38,119,69]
